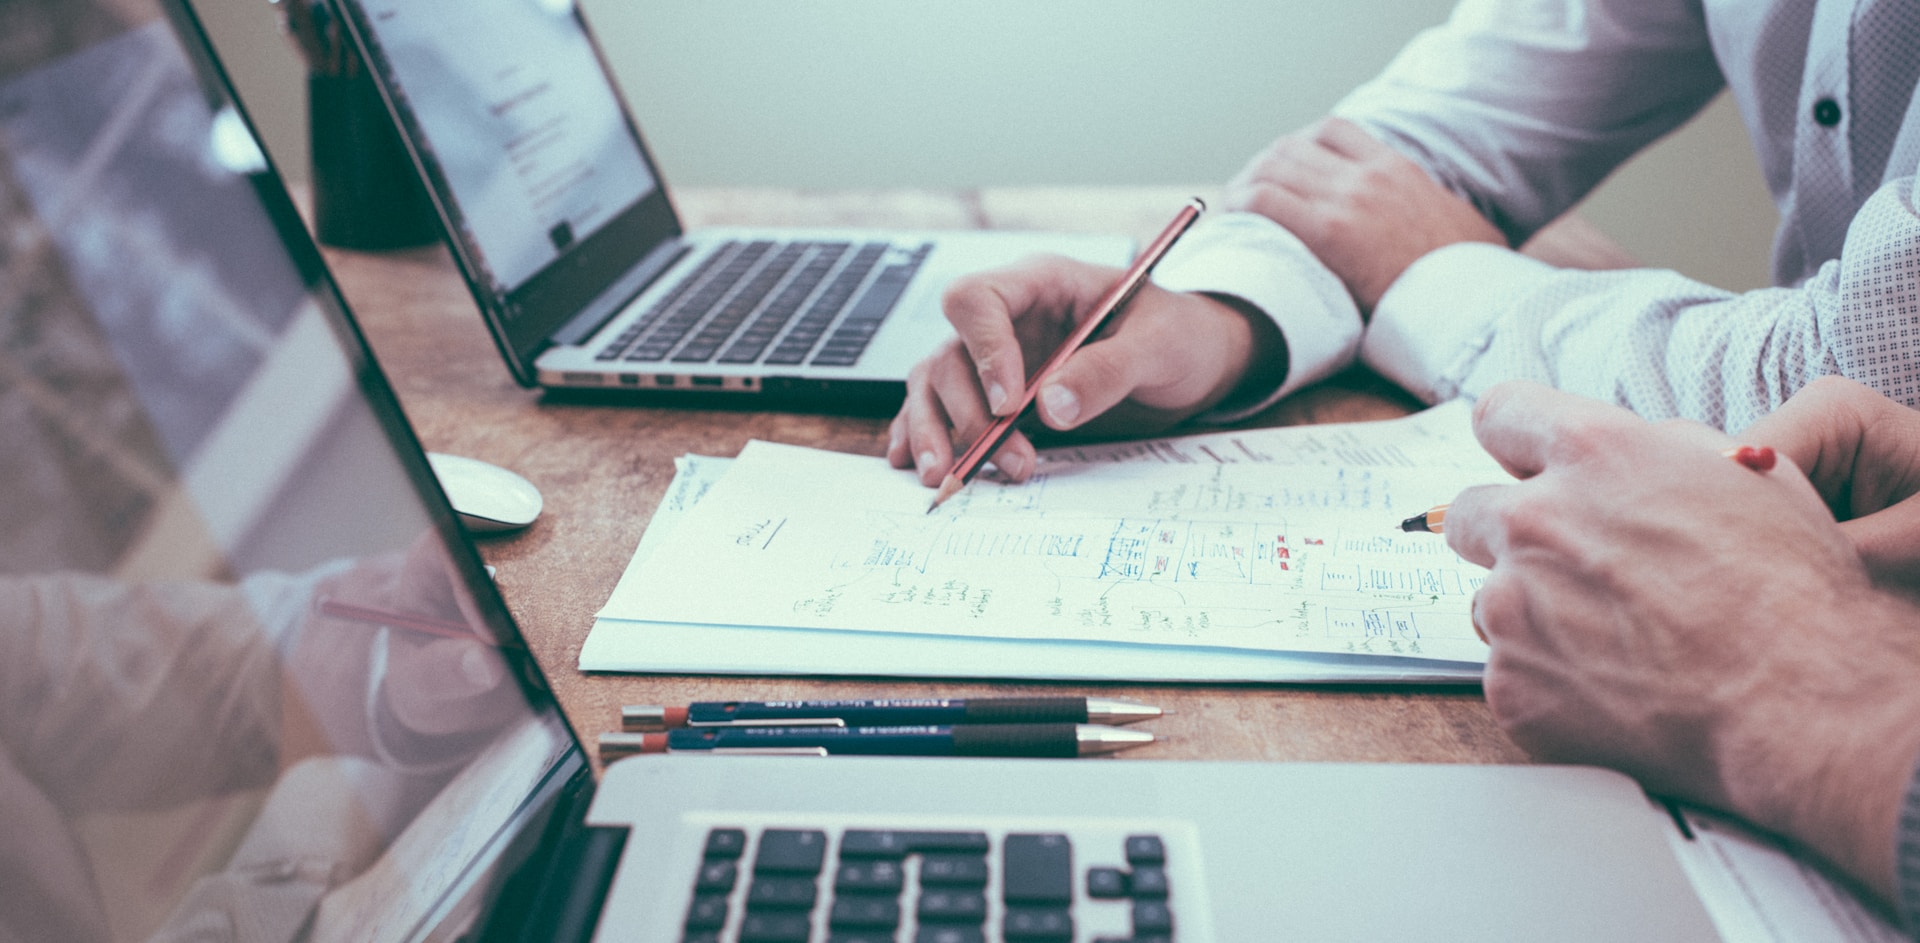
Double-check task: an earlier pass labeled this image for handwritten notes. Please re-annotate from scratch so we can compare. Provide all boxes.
[599,403,1507,665]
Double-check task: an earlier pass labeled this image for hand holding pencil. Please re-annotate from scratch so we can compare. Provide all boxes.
[927,199,1205,510]
[889,200,1290,497]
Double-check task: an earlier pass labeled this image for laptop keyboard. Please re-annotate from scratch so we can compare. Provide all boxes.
[595,239,932,370]
[680,826,1176,942]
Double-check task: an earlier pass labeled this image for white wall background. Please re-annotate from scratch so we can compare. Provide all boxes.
[194,0,1779,291]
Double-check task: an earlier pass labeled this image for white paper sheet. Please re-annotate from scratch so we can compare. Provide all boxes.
[582,405,1502,681]
[602,405,1502,663]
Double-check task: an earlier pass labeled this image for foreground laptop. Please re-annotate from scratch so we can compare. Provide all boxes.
[325,0,1131,410]
[0,2,1846,940]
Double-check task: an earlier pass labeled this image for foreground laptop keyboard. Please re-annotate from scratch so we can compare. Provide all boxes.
[681,826,1175,942]
[596,239,931,369]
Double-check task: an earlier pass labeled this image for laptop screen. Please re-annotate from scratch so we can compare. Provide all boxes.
[0,1,580,940]
[338,0,684,375]
[345,0,658,294]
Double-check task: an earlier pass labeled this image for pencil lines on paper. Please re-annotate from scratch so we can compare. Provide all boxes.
[602,402,1509,664]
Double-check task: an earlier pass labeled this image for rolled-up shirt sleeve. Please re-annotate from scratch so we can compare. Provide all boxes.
[1332,0,1725,246]
[0,574,290,814]
[1899,754,1920,936]
[1362,175,1920,431]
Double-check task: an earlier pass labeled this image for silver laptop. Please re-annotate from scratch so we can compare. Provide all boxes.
[325,0,1130,410]
[0,3,1753,940]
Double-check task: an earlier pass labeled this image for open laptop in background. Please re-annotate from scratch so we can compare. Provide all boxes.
[325,0,1131,410]
[3,2,1891,940]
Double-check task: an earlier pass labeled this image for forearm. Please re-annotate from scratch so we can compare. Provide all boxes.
[1718,592,1920,911]
[1331,0,1721,244]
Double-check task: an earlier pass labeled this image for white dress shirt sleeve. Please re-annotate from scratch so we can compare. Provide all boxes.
[1331,0,1726,245]
[1149,211,1362,421]
[1365,175,1920,432]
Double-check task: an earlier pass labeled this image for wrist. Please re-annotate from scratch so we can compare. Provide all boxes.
[1196,292,1288,416]
[1718,591,1920,903]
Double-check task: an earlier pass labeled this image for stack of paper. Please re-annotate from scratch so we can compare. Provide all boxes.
[582,402,1512,683]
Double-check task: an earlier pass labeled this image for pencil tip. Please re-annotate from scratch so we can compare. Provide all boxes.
[1398,514,1428,533]
[927,475,963,513]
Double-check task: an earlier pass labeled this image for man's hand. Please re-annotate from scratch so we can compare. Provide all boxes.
[1224,117,1503,313]
[887,255,1284,486]
[292,535,521,764]
[1442,380,1920,905]
[1741,375,1920,599]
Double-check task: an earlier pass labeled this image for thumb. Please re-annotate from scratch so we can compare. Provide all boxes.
[1838,492,1920,597]
[1032,337,1142,430]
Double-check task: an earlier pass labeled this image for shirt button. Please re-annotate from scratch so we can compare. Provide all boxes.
[1813,97,1842,127]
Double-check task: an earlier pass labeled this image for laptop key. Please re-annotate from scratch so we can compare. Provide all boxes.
[694,859,737,893]
[1124,835,1165,865]
[746,875,818,910]
[839,830,990,858]
[836,858,905,893]
[1131,899,1174,936]
[918,853,988,887]
[1002,834,1073,905]
[916,888,987,922]
[829,895,901,929]
[1128,865,1169,898]
[1085,866,1128,898]
[754,828,828,874]
[828,933,899,943]
[915,928,985,943]
[705,827,748,858]
[738,911,812,943]
[1003,906,1072,941]
[684,894,729,930]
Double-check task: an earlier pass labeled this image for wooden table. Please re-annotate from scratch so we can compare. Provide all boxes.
[320,188,1626,770]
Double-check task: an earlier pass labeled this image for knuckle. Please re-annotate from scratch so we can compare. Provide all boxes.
[940,276,995,323]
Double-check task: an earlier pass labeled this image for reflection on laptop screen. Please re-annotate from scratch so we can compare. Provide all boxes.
[0,2,576,940]
[351,0,658,297]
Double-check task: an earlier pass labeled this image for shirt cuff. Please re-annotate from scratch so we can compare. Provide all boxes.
[1362,242,1557,404]
[1150,211,1363,421]
[1897,751,1920,931]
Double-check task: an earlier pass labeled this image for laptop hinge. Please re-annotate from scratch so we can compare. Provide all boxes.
[475,769,629,943]
[549,239,692,348]
[524,824,628,943]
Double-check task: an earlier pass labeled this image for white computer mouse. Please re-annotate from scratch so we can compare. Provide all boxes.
[426,452,543,533]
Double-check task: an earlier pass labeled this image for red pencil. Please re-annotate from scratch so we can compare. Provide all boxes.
[928,198,1206,512]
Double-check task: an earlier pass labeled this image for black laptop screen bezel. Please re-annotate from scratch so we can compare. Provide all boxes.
[328,0,684,386]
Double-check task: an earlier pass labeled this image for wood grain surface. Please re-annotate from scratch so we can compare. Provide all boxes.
[319,188,1576,771]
